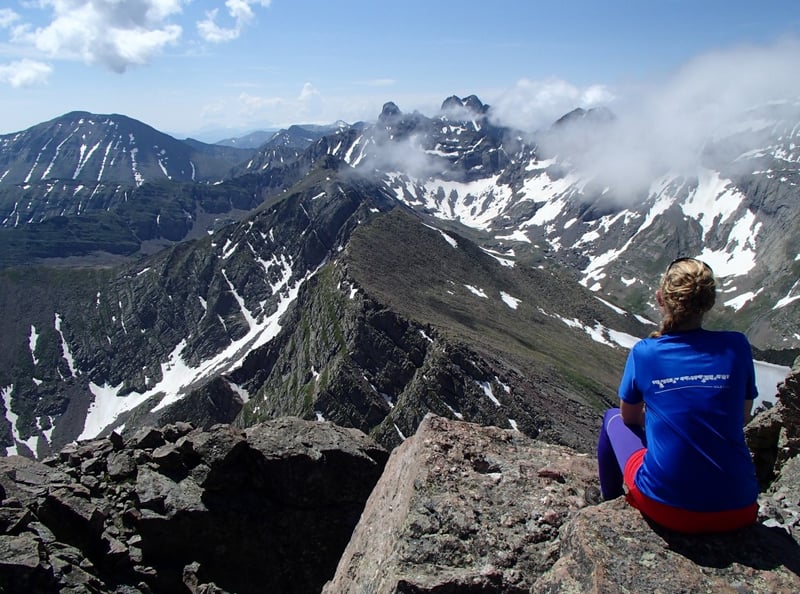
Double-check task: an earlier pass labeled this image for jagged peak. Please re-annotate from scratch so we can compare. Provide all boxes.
[440,94,489,118]
[379,101,402,121]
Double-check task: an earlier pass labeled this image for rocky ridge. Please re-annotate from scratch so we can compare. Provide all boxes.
[1,359,798,593]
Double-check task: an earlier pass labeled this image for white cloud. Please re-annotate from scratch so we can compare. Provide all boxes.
[238,91,284,111]
[0,8,20,29]
[298,82,319,102]
[197,0,271,44]
[197,8,239,43]
[0,58,52,87]
[17,0,185,73]
[491,38,800,201]
[228,83,322,124]
[295,82,324,121]
[489,78,615,131]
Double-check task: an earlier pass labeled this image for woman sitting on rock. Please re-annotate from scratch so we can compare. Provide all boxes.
[597,257,759,533]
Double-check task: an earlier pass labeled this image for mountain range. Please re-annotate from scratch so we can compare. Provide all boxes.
[0,94,797,459]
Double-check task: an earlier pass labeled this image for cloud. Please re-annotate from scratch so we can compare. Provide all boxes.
[0,0,271,79]
[298,82,319,102]
[197,0,271,43]
[362,134,448,180]
[0,58,52,86]
[238,91,284,112]
[16,0,185,73]
[492,38,800,201]
[0,8,20,29]
[489,78,615,132]
[225,83,323,127]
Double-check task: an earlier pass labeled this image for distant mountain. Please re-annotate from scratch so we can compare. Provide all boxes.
[0,95,797,461]
[0,113,269,265]
[216,122,350,151]
[214,129,276,149]
[0,111,253,188]
[233,122,351,174]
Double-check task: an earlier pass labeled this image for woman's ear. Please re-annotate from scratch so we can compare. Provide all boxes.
[656,290,664,308]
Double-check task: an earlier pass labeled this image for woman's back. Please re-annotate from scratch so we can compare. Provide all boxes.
[620,328,759,511]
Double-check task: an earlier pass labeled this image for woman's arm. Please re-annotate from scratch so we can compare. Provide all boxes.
[743,399,753,425]
[620,400,645,427]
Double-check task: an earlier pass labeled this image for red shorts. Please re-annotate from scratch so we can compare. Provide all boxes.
[623,448,757,533]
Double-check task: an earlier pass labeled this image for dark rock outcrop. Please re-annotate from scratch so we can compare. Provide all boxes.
[747,355,800,534]
[0,418,387,594]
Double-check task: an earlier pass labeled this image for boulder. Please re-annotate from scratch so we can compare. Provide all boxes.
[323,413,601,593]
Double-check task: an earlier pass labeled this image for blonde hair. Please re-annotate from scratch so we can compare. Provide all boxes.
[651,258,716,337]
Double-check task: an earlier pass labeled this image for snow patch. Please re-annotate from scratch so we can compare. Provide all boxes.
[595,296,626,315]
[444,402,464,420]
[464,285,488,298]
[439,230,458,248]
[54,313,77,376]
[29,325,39,365]
[79,265,317,439]
[724,289,764,311]
[500,292,521,309]
[394,423,407,440]
[773,279,800,309]
[479,381,501,406]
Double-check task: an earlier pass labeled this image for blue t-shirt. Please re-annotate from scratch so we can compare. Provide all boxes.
[618,328,759,512]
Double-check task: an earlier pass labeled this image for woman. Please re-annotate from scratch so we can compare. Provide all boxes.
[597,257,759,533]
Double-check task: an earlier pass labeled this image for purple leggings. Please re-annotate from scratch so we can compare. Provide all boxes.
[597,408,647,500]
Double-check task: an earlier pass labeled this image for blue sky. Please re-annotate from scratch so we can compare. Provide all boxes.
[0,1,798,141]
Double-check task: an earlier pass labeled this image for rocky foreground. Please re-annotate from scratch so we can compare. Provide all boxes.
[1,359,799,593]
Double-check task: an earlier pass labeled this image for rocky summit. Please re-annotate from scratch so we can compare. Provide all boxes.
[1,359,799,593]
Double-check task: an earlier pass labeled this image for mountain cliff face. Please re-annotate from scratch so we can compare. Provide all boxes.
[0,95,797,459]
[0,152,644,458]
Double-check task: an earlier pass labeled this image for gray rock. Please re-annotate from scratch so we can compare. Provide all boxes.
[134,466,206,516]
[106,450,137,480]
[0,532,56,592]
[130,427,166,450]
[534,497,800,593]
[150,443,184,472]
[324,414,599,593]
